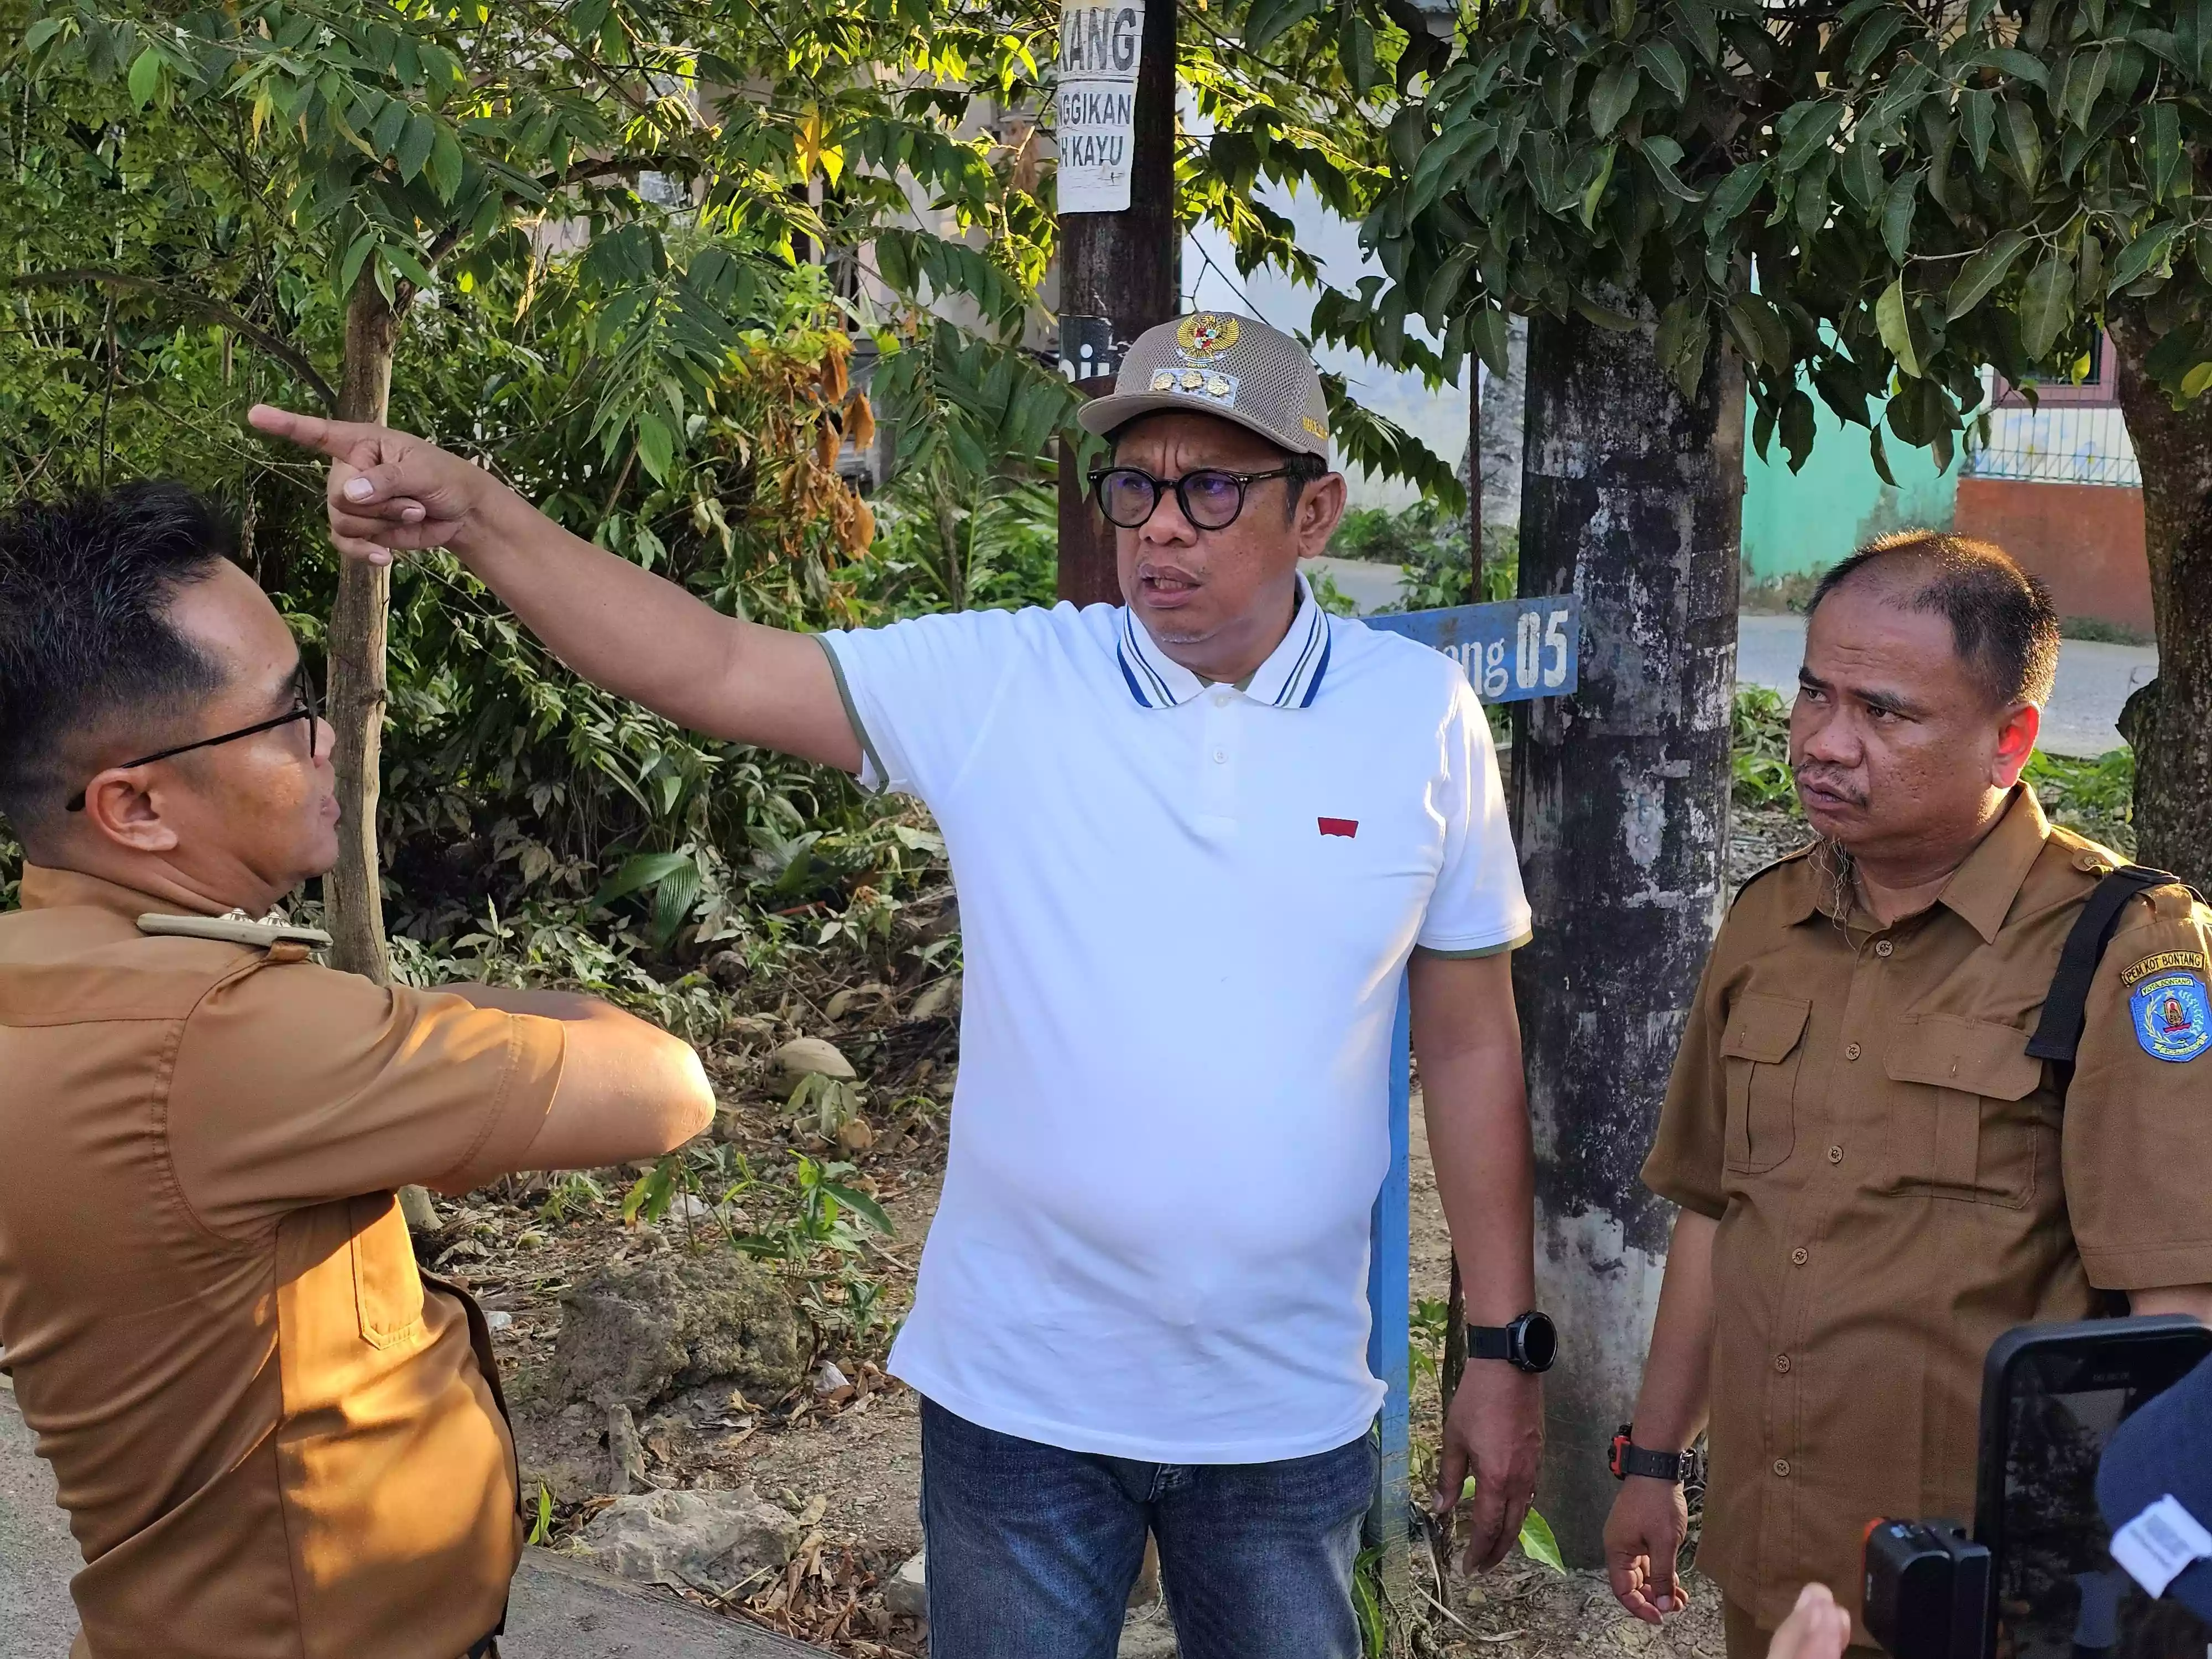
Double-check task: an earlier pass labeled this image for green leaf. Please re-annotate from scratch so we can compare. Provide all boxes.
[1999,98,2040,191]
[23,16,70,53]
[1677,0,1720,64]
[593,848,692,906]
[337,232,377,301]
[1580,143,1618,228]
[2108,221,2180,293]
[1726,294,1789,368]
[2019,252,2075,363]
[397,112,436,183]
[1776,101,1846,174]
[1704,161,1766,230]
[820,1178,894,1236]
[1519,1509,1567,1573]
[426,124,465,204]
[632,411,676,484]
[1339,12,1379,95]
[1590,62,1641,139]
[1422,247,1479,327]
[1876,278,1923,378]
[1840,136,1883,208]
[2183,360,2212,400]
[1636,40,1689,103]
[1471,306,1511,378]
[1946,230,2029,320]
[1869,427,1900,488]
[1573,294,1640,332]
[2062,46,2110,130]
[2149,102,2184,200]
[1780,388,1815,472]
[1845,9,1908,81]
[1880,169,1921,264]
[1245,0,1323,54]
[372,97,410,160]
[1960,89,1995,172]
[1655,297,1710,399]
[127,46,161,108]
[1968,46,2051,85]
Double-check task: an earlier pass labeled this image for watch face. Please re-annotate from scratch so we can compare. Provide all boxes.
[1517,1313,1558,1373]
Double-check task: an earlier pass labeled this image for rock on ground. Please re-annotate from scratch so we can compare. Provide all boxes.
[549,1255,805,1411]
[574,1486,804,1590]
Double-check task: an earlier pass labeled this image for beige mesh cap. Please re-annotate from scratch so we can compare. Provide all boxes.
[1077,312,1332,460]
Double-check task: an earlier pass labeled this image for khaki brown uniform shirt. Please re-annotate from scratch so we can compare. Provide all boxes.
[1643,789,2212,1638]
[0,868,566,1658]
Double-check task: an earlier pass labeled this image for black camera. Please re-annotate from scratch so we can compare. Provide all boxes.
[1862,1520,1989,1659]
[1862,1317,2212,1659]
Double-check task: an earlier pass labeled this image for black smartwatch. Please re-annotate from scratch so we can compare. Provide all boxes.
[1609,1425,1699,1484]
[1465,1310,1557,1374]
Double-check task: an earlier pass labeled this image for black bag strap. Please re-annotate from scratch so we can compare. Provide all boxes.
[2026,864,2185,1076]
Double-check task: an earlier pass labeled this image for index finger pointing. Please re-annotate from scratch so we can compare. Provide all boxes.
[248,404,378,465]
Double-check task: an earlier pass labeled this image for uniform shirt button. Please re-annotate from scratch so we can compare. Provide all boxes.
[1828,1145,1844,1164]
[1212,749,1227,764]
[1845,1042,1863,1061]
[1775,1354,1792,1374]
[1875,939,1894,958]
[1214,693,1232,707]
[1791,1247,1809,1266]
[1773,1459,1791,1478]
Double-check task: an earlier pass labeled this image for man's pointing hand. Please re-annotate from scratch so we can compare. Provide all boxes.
[248,405,492,566]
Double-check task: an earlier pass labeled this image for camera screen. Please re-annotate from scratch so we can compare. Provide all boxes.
[1997,1364,2211,1659]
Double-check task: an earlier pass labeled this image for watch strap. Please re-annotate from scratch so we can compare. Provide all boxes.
[1610,1428,1697,1483]
[1466,1324,1515,1362]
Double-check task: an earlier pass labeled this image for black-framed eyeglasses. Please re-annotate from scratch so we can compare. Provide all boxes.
[1089,465,1296,531]
[66,662,321,813]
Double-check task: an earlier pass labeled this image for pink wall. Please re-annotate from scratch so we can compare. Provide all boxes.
[1952,477,2153,635]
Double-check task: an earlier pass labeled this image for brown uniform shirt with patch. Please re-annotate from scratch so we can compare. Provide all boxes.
[1643,788,2212,1638]
[0,867,566,1658]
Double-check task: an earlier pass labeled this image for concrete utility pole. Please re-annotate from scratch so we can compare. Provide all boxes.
[1054,0,1177,607]
[1510,308,1743,1563]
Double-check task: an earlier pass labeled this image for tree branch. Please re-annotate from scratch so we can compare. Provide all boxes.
[0,270,337,412]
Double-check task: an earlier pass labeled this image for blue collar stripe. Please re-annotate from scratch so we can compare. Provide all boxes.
[1115,638,1156,708]
[1274,609,1327,707]
[1121,614,1176,707]
[1296,628,1332,709]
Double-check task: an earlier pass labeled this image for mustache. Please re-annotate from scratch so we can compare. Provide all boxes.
[1793,764,1869,807]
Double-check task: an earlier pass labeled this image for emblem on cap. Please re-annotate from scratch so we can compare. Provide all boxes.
[1176,312,1240,358]
[2128,968,2212,1062]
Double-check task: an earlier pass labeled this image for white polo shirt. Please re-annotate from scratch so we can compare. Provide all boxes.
[818,575,1528,1463]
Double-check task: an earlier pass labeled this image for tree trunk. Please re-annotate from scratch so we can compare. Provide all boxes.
[2109,315,2212,892]
[325,281,401,984]
[1054,0,1177,608]
[1511,309,1743,1565]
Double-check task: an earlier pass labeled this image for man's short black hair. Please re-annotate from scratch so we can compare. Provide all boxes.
[1809,530,2060,708]
[0,483,233,839]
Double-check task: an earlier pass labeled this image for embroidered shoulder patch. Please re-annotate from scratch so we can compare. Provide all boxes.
[2128,969,2212,1063]
[2121,950,2208,987]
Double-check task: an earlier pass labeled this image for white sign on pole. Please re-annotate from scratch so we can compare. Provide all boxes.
[1055,2,1145,214]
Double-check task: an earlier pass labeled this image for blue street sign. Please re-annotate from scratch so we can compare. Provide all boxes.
[1363,592,1580,1577]
[1362,593,1581,704]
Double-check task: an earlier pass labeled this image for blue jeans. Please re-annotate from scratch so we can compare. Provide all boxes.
[919,1397,1378,1659]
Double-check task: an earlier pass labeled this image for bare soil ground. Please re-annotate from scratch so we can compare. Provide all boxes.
[436,801,1813,1656]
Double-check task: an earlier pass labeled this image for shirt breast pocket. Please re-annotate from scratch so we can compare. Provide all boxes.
[1882,1016,2049,1208]
[1721,992,1811,1174]
[347,1191,428,1348]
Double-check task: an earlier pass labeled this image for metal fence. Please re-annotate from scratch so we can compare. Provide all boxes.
[1961,404,2142,488]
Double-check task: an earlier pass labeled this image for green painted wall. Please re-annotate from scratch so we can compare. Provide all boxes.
[1740,392,1960,582]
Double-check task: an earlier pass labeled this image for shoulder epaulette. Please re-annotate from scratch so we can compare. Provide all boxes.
[1730,839,1820,903]
[136,911,331,950]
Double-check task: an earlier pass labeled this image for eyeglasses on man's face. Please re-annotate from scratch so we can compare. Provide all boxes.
[1089,465,1298,532]
[66,661,323,814]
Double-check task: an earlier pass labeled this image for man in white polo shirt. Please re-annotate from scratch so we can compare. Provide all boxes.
[253,312,1551,1658]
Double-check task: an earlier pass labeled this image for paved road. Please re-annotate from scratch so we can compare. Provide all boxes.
[1739,612,2155,758]
[0,1377,806,1658]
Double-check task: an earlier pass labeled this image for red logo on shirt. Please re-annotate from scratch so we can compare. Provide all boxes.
[1318,817,1359,838]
